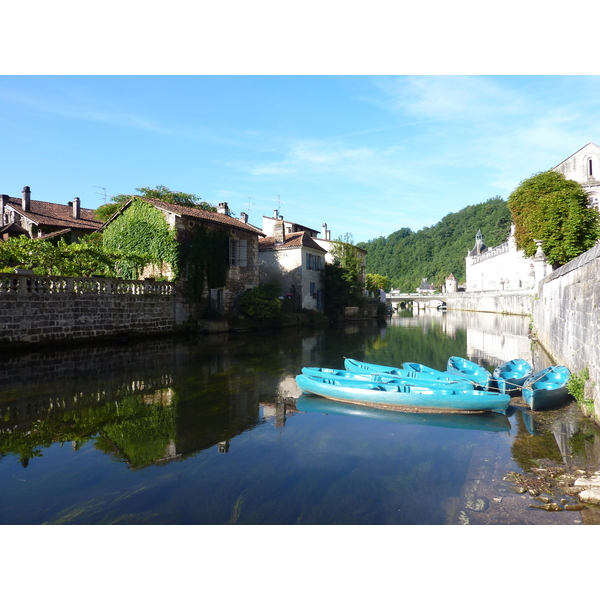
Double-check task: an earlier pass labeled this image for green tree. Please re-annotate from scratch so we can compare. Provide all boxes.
[508,171,600,267]
[95,185,216,222]
[365,273,391,294]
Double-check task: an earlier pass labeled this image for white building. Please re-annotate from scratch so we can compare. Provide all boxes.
[465,143,600,293]
[552,142,600,210]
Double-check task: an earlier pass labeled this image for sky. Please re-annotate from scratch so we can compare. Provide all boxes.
[3,74,600,244]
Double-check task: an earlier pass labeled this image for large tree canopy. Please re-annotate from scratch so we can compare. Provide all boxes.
[95,185,216,222]
[507,171,600,267]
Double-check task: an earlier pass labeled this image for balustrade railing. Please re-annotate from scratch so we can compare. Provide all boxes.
[0,273,174,296]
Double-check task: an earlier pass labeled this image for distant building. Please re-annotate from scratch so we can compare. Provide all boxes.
[416,278,436,294]
[1,186,102,242]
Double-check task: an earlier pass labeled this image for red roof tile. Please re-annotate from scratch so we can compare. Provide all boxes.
[259,231,326,252]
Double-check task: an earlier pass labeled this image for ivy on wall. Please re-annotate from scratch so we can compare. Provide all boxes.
[102,200,180,280]
[180,225,230,299]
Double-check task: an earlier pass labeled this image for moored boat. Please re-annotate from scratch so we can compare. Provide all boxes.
[344,358,470,384]
[295,374,511,414]
[301,367,475,390]
[522,366,572,411]
[447,356,492,390]
[492,358,533,394]
[295,395,511,432]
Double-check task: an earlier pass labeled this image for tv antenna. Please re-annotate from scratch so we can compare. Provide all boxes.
[246,196,254,213]
[274,195,284,212]
[93,186,108,203]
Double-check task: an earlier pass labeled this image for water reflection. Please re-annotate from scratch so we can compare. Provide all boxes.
[1,311,599,524]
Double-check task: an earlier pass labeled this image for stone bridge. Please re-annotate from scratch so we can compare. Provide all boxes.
[387,293,447,310]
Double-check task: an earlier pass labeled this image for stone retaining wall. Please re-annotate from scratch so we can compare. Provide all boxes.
[446,290,533,316]
[0,274,189,345]
[531,244,600,416]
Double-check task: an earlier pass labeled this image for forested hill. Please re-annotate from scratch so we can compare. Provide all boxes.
[357,196,512,292]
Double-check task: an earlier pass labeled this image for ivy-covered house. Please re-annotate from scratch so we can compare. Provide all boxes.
[98,197,264,313]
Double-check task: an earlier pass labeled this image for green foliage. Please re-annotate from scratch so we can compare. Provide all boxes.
[358,196,512,291]
[365,273,391,294]
[0,234,147,278]
[102,199,180,280]
[238,282,282,318]
[95,184,216,222]
[508,171,600,267]
[330,233,364,296]
[180,225,230,299]
[567,367,594,410]
[322,262,364,319]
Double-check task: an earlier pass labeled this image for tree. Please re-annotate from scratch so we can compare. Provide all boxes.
[95,185,216,222]
[365,273,391,294]
[508,171,600,267]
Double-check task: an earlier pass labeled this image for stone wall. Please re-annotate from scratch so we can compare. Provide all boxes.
[446,290,533,316]
[531,243,600,415]
[0,274,193,346]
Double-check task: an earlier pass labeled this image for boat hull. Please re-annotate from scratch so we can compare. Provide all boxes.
[295,395,511,432]
[295,374,511,414]
[522,366,571,410]
[491,359,533,394]
[447,356,491,390]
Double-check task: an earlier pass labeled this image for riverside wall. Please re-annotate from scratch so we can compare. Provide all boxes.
[445,290,533,316]
[531,244,600,416]
[0,273,226,348]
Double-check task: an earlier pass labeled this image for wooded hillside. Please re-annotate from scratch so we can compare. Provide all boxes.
[357,196,511,292]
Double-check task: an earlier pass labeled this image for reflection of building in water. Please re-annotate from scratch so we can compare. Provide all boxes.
[445,311,533,367]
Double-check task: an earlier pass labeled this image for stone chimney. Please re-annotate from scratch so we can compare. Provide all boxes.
[0,194,7,226]
[72,197,80,219]
[273,218,285,245]
[217,202,230,216]
[239,212,248,224]
[22,186,31,211]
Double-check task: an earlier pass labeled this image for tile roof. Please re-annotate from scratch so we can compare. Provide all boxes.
[259,230,326,252]
[3,196,102,230]
[144,198,265,236]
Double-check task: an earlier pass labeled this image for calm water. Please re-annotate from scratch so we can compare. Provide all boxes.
[1,309,599,525]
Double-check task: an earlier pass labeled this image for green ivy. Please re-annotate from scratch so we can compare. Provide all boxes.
[567,367,594,410]
[102,199,180,280]
[180,225,230,299]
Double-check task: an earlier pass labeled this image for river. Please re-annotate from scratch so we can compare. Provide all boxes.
[1,309,599,525]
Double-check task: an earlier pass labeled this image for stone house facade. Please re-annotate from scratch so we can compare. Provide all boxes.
[258,218,327,312]
[100,198,263,314]
[0,186,102,242]
[260,210,367,312]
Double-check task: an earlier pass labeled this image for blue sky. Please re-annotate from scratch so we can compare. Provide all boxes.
[3,75,600,243]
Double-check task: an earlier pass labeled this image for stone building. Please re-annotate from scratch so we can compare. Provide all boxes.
[259,217,327,311]
[552,142,600,211]
[259,210,367,311]
[465,225,547,292]
[0,186,102,242]
[99,198,263,314]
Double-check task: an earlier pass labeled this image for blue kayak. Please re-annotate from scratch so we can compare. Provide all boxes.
[344,358,471,384]
[492,359,533,394]
[295,395,511,432]
[302,367,475,390]
[447,356,492,390]
[522,366,571,411]
[295,374,511,414]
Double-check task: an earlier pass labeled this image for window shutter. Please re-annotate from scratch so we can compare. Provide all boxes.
[239,239,247,267]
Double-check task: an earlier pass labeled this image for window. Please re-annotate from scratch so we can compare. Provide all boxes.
[306,253,323,271]
[589,159,593,177]
[310,282,316,296]
[229,238,248,267]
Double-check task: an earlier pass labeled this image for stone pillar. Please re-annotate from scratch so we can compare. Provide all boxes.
[533,240,548,288]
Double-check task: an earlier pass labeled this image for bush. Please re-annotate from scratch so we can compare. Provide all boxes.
[238,282,282,318]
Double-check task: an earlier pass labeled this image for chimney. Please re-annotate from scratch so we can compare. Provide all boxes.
[0,194,7,226]
[72,197,81,219]
[322,223,327,239]
[273,208,279,219]
[239,212,248,224]
[22,186,31,211]
[217,202,230,216]
[273,218,285,245]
